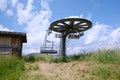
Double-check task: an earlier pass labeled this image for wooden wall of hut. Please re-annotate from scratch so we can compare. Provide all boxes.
[0,36,22,57]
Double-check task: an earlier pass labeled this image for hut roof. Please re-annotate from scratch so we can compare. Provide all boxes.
[0,31,27,43]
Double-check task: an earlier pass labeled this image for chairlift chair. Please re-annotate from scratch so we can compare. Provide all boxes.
[40,30,57,54]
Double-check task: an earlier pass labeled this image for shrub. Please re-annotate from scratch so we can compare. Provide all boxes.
[24,56,35,63]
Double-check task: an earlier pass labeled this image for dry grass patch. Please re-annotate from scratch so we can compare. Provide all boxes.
[24,61,94,80]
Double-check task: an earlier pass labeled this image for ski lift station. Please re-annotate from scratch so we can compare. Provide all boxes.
[40,18,92,57]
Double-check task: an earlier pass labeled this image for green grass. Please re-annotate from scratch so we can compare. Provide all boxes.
[90,64,120,80]
[0,56,25,80]
[45,49,119,64]
[85,49,120,64]
[24,49,120,64]
[24,55,52,63]
[21,49,120,80]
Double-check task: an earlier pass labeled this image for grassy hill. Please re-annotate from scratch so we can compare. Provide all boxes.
[0,49,120,80]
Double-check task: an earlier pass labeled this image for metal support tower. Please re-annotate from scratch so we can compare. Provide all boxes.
[49,18,92,57]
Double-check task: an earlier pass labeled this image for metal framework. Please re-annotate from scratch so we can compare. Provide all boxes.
[49,18,92,57]
[40,30,57,54]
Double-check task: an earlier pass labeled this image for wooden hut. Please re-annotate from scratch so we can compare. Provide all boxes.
[0,31,27,57]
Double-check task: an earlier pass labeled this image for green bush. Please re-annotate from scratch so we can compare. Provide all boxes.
[0,57,25,80]
[24,56,35,63]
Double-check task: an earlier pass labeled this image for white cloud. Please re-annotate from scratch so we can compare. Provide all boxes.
[0,25,13,31]
[0,0,53,54]
[0,0,7,11]
[11,0,18,7]
[26,0,34,12]
[77,23,120,53]
[17,0,34,24]
[6,9,14,16]
[65,14,92,20]
[85,23,120,46]
[0,0,18,16]
[85,23,110,44]
[109,27,120,44]
[65,22,120,54]
[67,47,82,56]
[65,14,84,18]
[21,0,52,54]
[86,13,92,20]
[41,0,50,10]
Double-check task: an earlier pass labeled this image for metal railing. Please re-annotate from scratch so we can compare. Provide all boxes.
[40,47,57,54]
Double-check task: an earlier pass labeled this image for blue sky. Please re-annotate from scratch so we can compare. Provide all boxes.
[0,0,120,55]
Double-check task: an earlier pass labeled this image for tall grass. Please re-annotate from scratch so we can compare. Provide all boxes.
[0,56,25,80]
[50,49,120,64]
[85,49,120,64]
[83,49,120,80]
[24,49,120,64]
[90,65,120,80]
